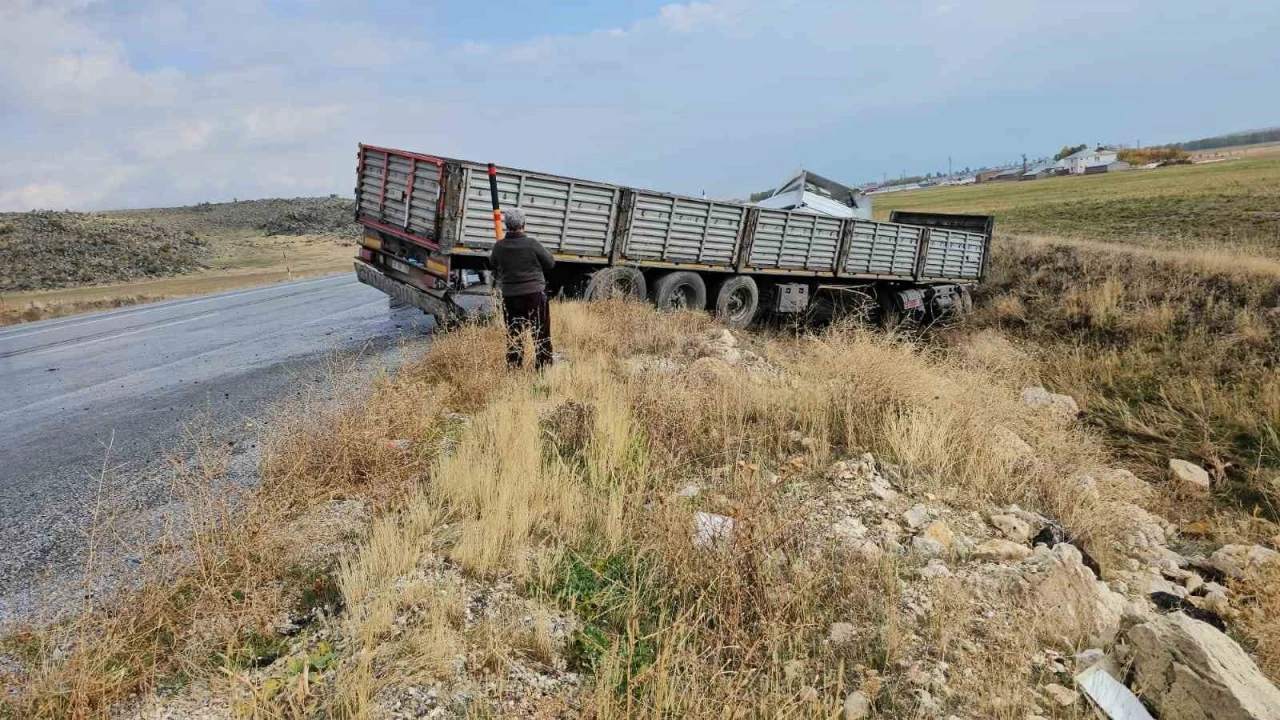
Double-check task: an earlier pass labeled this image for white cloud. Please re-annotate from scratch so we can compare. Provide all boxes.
[1,0,1278,211]
[658,2,727,33]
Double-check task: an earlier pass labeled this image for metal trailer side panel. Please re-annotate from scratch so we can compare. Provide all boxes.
[622,192,743,267]
[455,164,620,256]
[356,146,443,243]
[747,209,842,272]
[919,228,986,280]
[840,221,920,278]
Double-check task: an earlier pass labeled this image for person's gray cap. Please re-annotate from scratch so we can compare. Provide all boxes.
[503,208,526,232]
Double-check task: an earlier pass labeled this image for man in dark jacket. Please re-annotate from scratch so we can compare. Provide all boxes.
[489,209,555,369]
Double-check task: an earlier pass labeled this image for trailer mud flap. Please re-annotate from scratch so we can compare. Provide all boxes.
[354,261,464,325]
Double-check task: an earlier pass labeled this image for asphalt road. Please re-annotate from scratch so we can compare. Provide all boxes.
[0,273,435,620]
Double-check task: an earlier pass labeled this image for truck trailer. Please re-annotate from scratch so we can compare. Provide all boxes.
[351,144,994,327]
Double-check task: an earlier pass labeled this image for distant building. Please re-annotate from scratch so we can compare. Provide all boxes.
[1083,160,1132,175]
[1058,148,1119,175]
[975,169,1004,183]
[991,168,1022,182]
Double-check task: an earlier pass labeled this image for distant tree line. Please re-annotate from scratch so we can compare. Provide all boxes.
[1054,144,1088,161]
[1175,128,1280,151]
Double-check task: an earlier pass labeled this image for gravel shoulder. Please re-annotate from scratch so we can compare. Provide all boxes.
[0,276,435,626]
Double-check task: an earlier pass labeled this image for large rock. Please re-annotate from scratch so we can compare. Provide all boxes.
[1169,459,1212,491]
[842,690,871,719]
[974,538,1032,562]
[989,513,1032,543]
[1210,544,1280,579]
[1025,543,1128,646]
[1127,613,1280,720]
[1021,386,1080,419]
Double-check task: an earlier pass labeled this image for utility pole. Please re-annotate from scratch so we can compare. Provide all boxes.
[1021,153,1028,175]
[948,156,952,178]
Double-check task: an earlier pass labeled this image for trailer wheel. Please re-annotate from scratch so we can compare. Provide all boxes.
[585,267,647,301]
[652,271,708,312]
[710,275,759,328]
[957,285,974,315]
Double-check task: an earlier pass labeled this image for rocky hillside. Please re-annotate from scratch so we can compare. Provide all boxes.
[7,301,1279,719]
[0,211,209,292]
[0,197,357,292]
[128,196,358,237]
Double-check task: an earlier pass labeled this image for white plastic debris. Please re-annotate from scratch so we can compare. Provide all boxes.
[1075,665,1154,720]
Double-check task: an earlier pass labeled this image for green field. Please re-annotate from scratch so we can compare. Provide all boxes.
[872,155,1280,245]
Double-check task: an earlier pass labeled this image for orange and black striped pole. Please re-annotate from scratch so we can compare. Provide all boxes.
[488,163,504,240]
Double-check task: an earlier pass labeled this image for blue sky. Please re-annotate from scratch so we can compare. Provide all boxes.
[2,0,1278,211]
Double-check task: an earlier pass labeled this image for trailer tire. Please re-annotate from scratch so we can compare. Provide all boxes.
[585,267,647,301]
[710,275,759,328]
[652,271,708,312]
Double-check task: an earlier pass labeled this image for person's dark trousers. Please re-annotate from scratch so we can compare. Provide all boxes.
[501,291,553,369]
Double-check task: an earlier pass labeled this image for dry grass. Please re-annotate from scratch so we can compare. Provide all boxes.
[0,299,1158,717]
[289,301,1122,717]
[973,236,1280,541]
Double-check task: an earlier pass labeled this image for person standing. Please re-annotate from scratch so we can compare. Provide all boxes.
[488,209,555,369]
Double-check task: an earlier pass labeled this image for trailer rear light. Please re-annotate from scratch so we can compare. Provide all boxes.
[359,248,374,262]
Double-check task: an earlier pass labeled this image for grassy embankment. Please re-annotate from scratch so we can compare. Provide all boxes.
[4,302,1127,718]
[877,155,1280,532]
[881,156,1280,677]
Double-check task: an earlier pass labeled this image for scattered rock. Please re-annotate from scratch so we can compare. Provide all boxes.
[1042,683,1079,707]
[842,690,871,719]
[903,504,931,530]
[832,516,868,542]
[989,513,1032,543]
[995,426,1034,459]
[1021,386,1080,419]
[912,536,947,559]
[920,559,952,579]
[868,476,899,501]
[1127,612,1280,720]
[828,622,857,644]
[692,512,734,548]
[1075,648,1105,668]
[1032,523,1102,578]
[1210,544,1280,579]
[796,685,819,704]
[973,538,1032,562]
[1026,543,1127,646]
[386,438,412,451]
[1169,458,1212,491]
[921,521,956,551]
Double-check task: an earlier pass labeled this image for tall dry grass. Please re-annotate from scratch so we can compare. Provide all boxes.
[3,298,1147,718]
[975,236,1280,541]
[316,301,1122,717]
